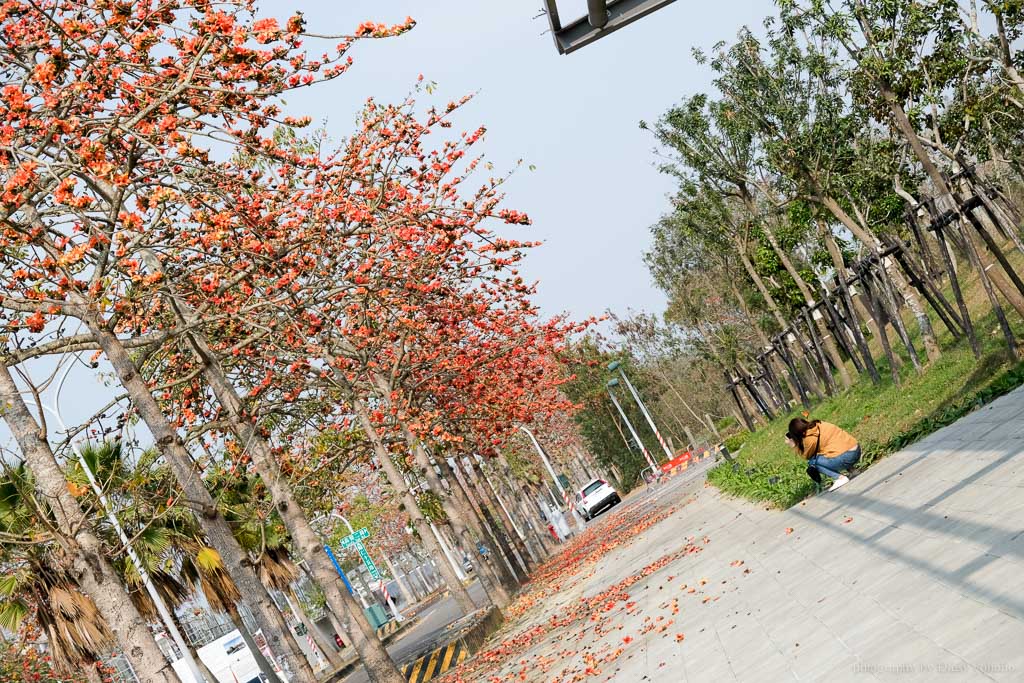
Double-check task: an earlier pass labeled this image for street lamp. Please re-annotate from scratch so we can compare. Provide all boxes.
[607,361,674,462]
[518,426,584,532]
[605,378,660,477]
[518,426,564,498]
[47,359,207,682]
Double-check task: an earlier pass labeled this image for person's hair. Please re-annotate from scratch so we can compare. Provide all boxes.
[787,417,820,452]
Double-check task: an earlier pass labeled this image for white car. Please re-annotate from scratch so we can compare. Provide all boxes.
[574,478,620,521]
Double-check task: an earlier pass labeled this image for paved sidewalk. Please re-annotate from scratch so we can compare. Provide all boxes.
[446,386,1024,682]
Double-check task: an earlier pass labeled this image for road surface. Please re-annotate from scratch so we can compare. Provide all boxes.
[436,390,1024,682]
[342,582,487,683]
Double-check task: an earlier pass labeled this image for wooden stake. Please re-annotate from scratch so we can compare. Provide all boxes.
[930,202,981,359]
[873,257,922,372]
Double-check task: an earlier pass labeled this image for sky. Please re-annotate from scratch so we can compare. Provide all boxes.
[259,0,778,325]
[3,1,780,453]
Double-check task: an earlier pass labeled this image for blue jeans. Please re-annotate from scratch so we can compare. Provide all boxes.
[808,446,861,480]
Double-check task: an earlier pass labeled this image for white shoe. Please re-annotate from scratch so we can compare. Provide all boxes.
[828,475,850,492]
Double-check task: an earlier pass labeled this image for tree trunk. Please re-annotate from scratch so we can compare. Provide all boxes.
[441,457,519,594]
[173,334,403,683]
[232,614,291,683]
[347,396,478,614]
[417,449,507,608]
[72,309,315,683]
[495,452,554,559]
[380,554,413,608]
[478,461,539,566]
[0,364,180,683]
[466,460,532,576]
[965,225,1024,319]
[736,236,789,331]
[288,590,342,670]
[818,196,941,361]
[761,220,847,384]
[650,364,711,431]
[298,565,352,653]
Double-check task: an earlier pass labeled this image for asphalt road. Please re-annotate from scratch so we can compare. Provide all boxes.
[342,581,488,683]
[341,461,717,683]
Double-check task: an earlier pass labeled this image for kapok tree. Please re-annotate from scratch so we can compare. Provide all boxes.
[0,2,415,681]
[159,95,589,611]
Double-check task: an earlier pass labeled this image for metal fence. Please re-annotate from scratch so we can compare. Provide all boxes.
[104,654,140,683]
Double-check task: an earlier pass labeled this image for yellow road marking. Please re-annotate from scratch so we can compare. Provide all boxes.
[418,644,444,682]
[404,655,425,681]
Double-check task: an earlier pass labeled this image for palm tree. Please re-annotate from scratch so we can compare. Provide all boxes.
[66,442,294,680]
[0,465,114,677]
[208,467,344,671]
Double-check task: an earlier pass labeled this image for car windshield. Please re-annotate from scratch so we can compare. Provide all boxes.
[582,481,604,497]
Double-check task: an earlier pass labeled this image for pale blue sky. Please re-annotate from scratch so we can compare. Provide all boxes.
[260,0,777,324]
[4,1,781,454]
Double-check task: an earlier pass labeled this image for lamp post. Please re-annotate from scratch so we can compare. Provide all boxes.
[608,361,674,462]
[606,378,659,477]
[518,426,563,497]
[47,359,208,683]
[518,426,584,532]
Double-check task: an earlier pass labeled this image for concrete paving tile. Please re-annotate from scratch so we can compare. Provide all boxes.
[879,576,973,628]
[910,595,1007,659]
[859,570,939,618]
[731,651,798,681]
[857,630,961,679]
[828,607,906,654]
[940,514,1020,556]
[808,654,888,681]
[784,630,853,679]
[955,557,1024,618]
[950,613,1024,678]
[686,664,737,682]
[839,556,906,594]
[818,546,896,587]
[812,590,890,635]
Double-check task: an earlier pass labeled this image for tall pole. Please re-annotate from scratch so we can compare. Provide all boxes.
[606,385,659,475]
[519,426,563,496]
[477,460,525,541]
[612,363,675,463]
[518,426,584,531]
[428,521,467,582]
[327,513,369,608]
[48,361,206,683]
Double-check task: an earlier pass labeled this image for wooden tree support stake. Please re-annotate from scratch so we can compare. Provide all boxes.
[930,204,981,359]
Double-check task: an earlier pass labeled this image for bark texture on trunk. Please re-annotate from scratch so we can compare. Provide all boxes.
[819,195,941,362]
[367,373,510,608]
[0,364,179,683]
[178,335,404,683]
[74,310,306,683]
[348,396,478,614]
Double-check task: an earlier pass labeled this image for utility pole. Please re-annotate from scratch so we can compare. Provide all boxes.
[606,381,660,476]
[608,360,675,462]
[49,360,207,682]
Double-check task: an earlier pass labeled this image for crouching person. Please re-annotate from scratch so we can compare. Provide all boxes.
[786,417,860,492]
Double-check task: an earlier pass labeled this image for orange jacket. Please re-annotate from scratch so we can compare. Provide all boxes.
[800,422,858,460]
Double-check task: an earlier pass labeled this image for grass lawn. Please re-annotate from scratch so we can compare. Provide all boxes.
[708,251,1024,509]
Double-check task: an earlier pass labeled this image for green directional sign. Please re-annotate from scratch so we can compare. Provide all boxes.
[358,546,380,581]
[337,527,380,580]
[339,527,370,549]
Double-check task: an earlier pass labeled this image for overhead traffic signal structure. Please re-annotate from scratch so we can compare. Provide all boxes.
[543,0,678,54]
